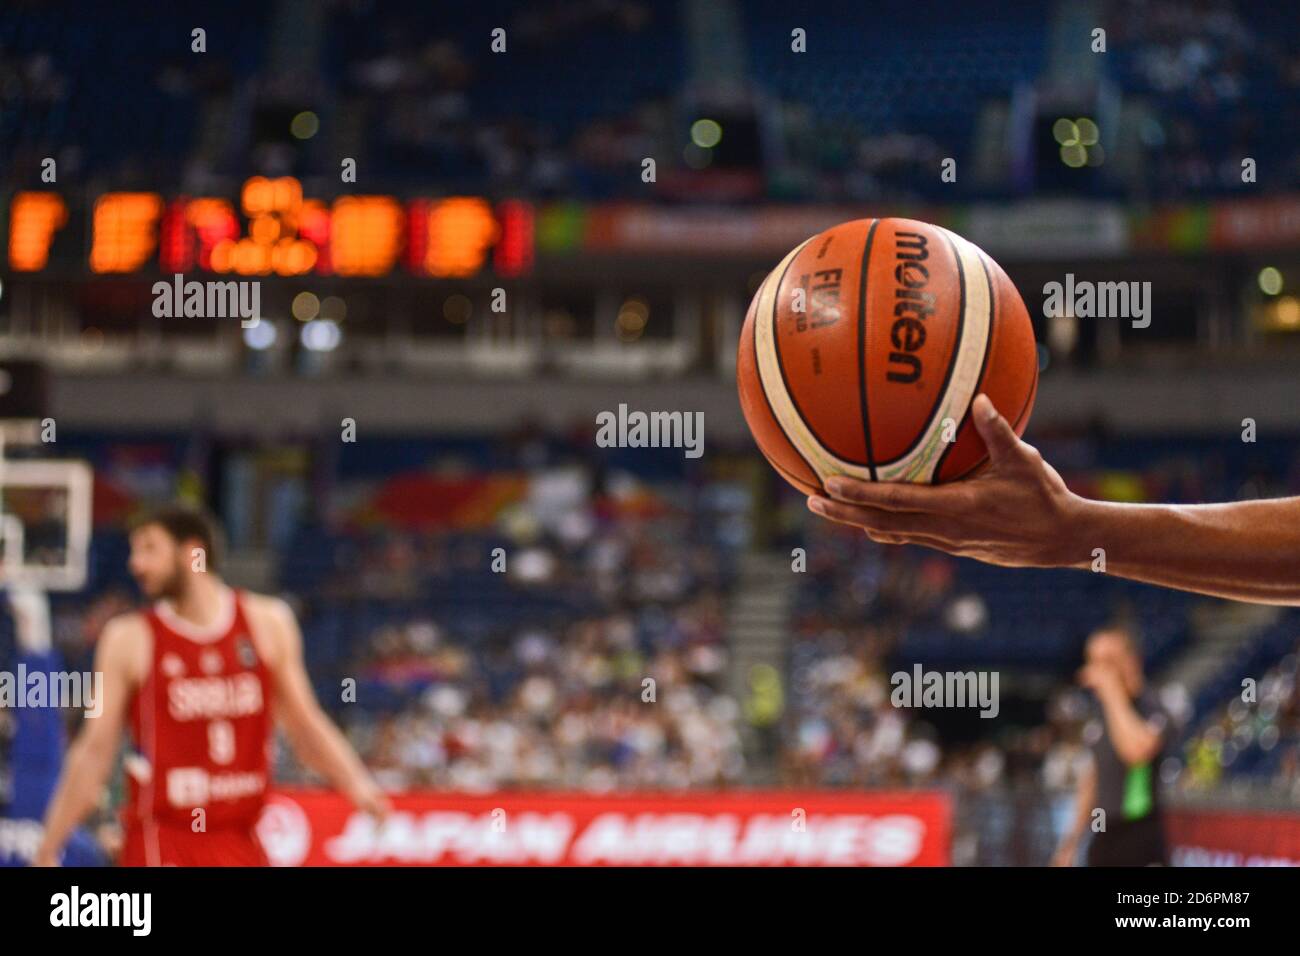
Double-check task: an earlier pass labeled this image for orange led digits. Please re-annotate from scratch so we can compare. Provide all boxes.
[4,185,529,278]
[217,177,317,276]
[89,193,164,273]
[8,192,69,271]
[424,198,498,277]
[331,196,403,277]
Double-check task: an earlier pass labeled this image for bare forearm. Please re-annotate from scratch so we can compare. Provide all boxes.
[1066,770,1096,841]
[38,737,115,858]
[287,711,379,803]
[1066,497,1300,605]
[811,402,1300,606]
[1095,685,1160,765]
[1053,769,1094,865]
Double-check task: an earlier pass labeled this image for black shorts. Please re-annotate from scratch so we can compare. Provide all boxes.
[1086,813,1168,867]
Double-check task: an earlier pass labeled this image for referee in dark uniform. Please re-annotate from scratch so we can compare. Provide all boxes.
[1052,625,1171,866]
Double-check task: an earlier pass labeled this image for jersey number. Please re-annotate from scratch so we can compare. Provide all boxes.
[208,719,236,765]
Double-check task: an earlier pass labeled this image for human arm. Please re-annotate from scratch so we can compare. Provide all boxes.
[808,394,1300,605]
[254,598,390,818]
[33,615,140,866]
[1081,664,1164,767]
[1051,759,1096,867]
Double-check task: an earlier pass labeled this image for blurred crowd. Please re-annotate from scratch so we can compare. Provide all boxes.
[317,603,743,792]
[332,0,666,198]
[276,477,747,792]
[779,517,1068,794]
[336,0,1300,201]
[1105,0,1300,197]
[9,0,1298,200]
[771,427,1300,800]
[1181,649,1300,798]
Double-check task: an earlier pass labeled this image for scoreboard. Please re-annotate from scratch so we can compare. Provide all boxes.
[4,178,534,280]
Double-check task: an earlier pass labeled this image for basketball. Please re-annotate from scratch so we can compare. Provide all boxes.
[737,217,1039,495]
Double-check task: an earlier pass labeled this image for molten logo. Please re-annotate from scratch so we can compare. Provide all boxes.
[886,231,934,384]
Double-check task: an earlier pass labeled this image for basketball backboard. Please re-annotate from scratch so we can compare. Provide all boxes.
[0,419,92,592]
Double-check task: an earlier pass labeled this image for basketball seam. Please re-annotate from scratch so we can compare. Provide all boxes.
[932,246,997,483]
[771,232,875,470]
[750,264,820,486]
[857,219,880,481]
[944,384,1037,482]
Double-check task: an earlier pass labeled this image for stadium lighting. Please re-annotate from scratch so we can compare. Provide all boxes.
[320,296,347,321]
[1060,143,1087,168]
[244,319,277,351]
[300,318,341,352]
[1056,118,1100,166]
[1052,118,1078,146]
[290,111,320,139]
[1275,296,1300,328]
[1258,267,1284,296]
[292,291,320,321]
[616,298,649,341]
[690,119,722,149]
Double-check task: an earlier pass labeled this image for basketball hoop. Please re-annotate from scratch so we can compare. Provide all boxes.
[0,417,92,592]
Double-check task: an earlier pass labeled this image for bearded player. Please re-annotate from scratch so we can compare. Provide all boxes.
[34,505,389,866]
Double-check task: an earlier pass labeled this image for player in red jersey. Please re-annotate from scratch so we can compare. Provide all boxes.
[34,505,389,866]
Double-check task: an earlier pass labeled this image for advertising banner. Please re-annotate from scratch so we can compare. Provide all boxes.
[1166,808,1300,867]
[257,789,952,867]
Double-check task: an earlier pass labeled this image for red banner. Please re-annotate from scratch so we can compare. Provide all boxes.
[352,474,526,530]
[1210,196,1300,250]
[1166,808,1300,867]
[256,790,951,867]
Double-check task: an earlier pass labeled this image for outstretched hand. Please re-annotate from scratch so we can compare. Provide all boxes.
[807,394,1085,568]
[354,781,393,822]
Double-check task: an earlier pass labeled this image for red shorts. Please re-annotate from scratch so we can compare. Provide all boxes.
[121,819,269,867]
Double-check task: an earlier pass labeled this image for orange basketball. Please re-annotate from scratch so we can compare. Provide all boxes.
[737,217,1038,496]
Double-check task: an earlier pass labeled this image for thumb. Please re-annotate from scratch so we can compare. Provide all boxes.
[971,394,1020,464]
